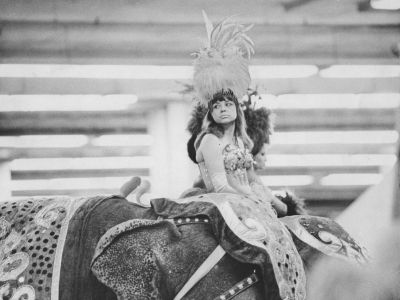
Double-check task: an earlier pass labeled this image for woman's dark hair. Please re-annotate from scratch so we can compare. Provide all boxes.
[187,133,198,163]
[186,105,207,164]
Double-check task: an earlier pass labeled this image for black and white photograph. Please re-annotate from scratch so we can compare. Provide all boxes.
[0,0,399,299]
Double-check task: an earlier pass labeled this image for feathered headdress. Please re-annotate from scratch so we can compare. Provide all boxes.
[193,11,255,106]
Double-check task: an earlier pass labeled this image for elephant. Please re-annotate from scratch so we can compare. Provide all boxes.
[0,193,367,300]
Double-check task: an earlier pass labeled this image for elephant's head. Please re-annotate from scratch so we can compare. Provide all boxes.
[90,217,267,300]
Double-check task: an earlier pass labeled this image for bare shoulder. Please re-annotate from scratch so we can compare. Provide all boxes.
[199,134,222,150]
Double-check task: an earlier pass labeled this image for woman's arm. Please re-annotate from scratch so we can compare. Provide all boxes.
[199,134,246,195]
[247,168,288,217]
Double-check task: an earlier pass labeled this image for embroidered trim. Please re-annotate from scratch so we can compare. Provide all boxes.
[214,272,259,300]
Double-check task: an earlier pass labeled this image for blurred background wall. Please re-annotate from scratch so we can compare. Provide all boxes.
[0,0,399,225]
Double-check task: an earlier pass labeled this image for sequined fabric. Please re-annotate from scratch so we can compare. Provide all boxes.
[198,144,254,193]
[0,197,72,300]
[222,144,253,173]
[223,144,254,194]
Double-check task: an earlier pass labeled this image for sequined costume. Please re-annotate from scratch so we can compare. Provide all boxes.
[198,143,253,193]
[196,139,307,299]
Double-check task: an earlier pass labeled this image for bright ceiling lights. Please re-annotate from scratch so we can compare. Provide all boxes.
[271,131,398,145]
[0,95,137,111]
[250,65,318,78]
[266,154,397,167]
[320,173,383,186]
[0,65,192,79]
[0,134,155,148]
[10,157,153,171]
[320,65,400,78]
[260,175,314,186]
[11,176,150,191]
[92,135,154,146]
[3,93,398,111]
[0,135,89,148]
[262,93,400,109]
[1,64,398,79]
[370,0,400,10]
[0,64,318,79]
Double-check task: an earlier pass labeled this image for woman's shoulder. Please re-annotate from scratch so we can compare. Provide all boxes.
[196,133,223,162]
[199,133,223,149]
[202,133,220,142]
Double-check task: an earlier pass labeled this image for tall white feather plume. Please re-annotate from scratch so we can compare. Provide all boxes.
[202,10,213,47]
[193,12,255,106]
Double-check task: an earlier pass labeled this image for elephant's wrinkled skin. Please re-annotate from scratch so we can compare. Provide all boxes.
[91,215,266,300]
[0,195,265,300]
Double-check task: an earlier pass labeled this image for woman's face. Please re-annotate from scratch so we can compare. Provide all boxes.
[254,143,269,170]
[210,99,237,125]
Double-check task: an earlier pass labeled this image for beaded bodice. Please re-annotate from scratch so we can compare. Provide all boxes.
[222,144,253,173]
[198,144,254,192]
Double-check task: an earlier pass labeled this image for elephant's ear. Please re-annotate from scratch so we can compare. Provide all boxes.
[90,219,179,300]
[281,215,368,264]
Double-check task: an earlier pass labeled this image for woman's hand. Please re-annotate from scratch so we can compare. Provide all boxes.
[247,168,288,216]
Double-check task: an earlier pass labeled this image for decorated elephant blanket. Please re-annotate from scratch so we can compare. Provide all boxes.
[146,194,367,300]
[150,193,308,300]
[0,196,86,300]
[2,193,367,300]
[0,195,156,300]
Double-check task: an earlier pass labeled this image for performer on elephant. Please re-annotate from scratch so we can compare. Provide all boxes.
[184,90,307,216]
[187,98,287,216]
[116,13,368,300]
[184,12,307,299]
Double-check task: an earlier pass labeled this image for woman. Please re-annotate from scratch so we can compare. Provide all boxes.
[185,92,294,216]
[194,89,254,196]
[193,91,289,216]
[121,13,307,300]
[188,13,307,299]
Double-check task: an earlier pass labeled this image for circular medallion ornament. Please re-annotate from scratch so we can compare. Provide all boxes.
[0,252,30,281]
[35,202,66,228]
[318,231,342,252]
[10,285,35,300]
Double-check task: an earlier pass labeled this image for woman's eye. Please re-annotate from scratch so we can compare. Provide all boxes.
[213,104,219,109]
[226,102,233,106]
